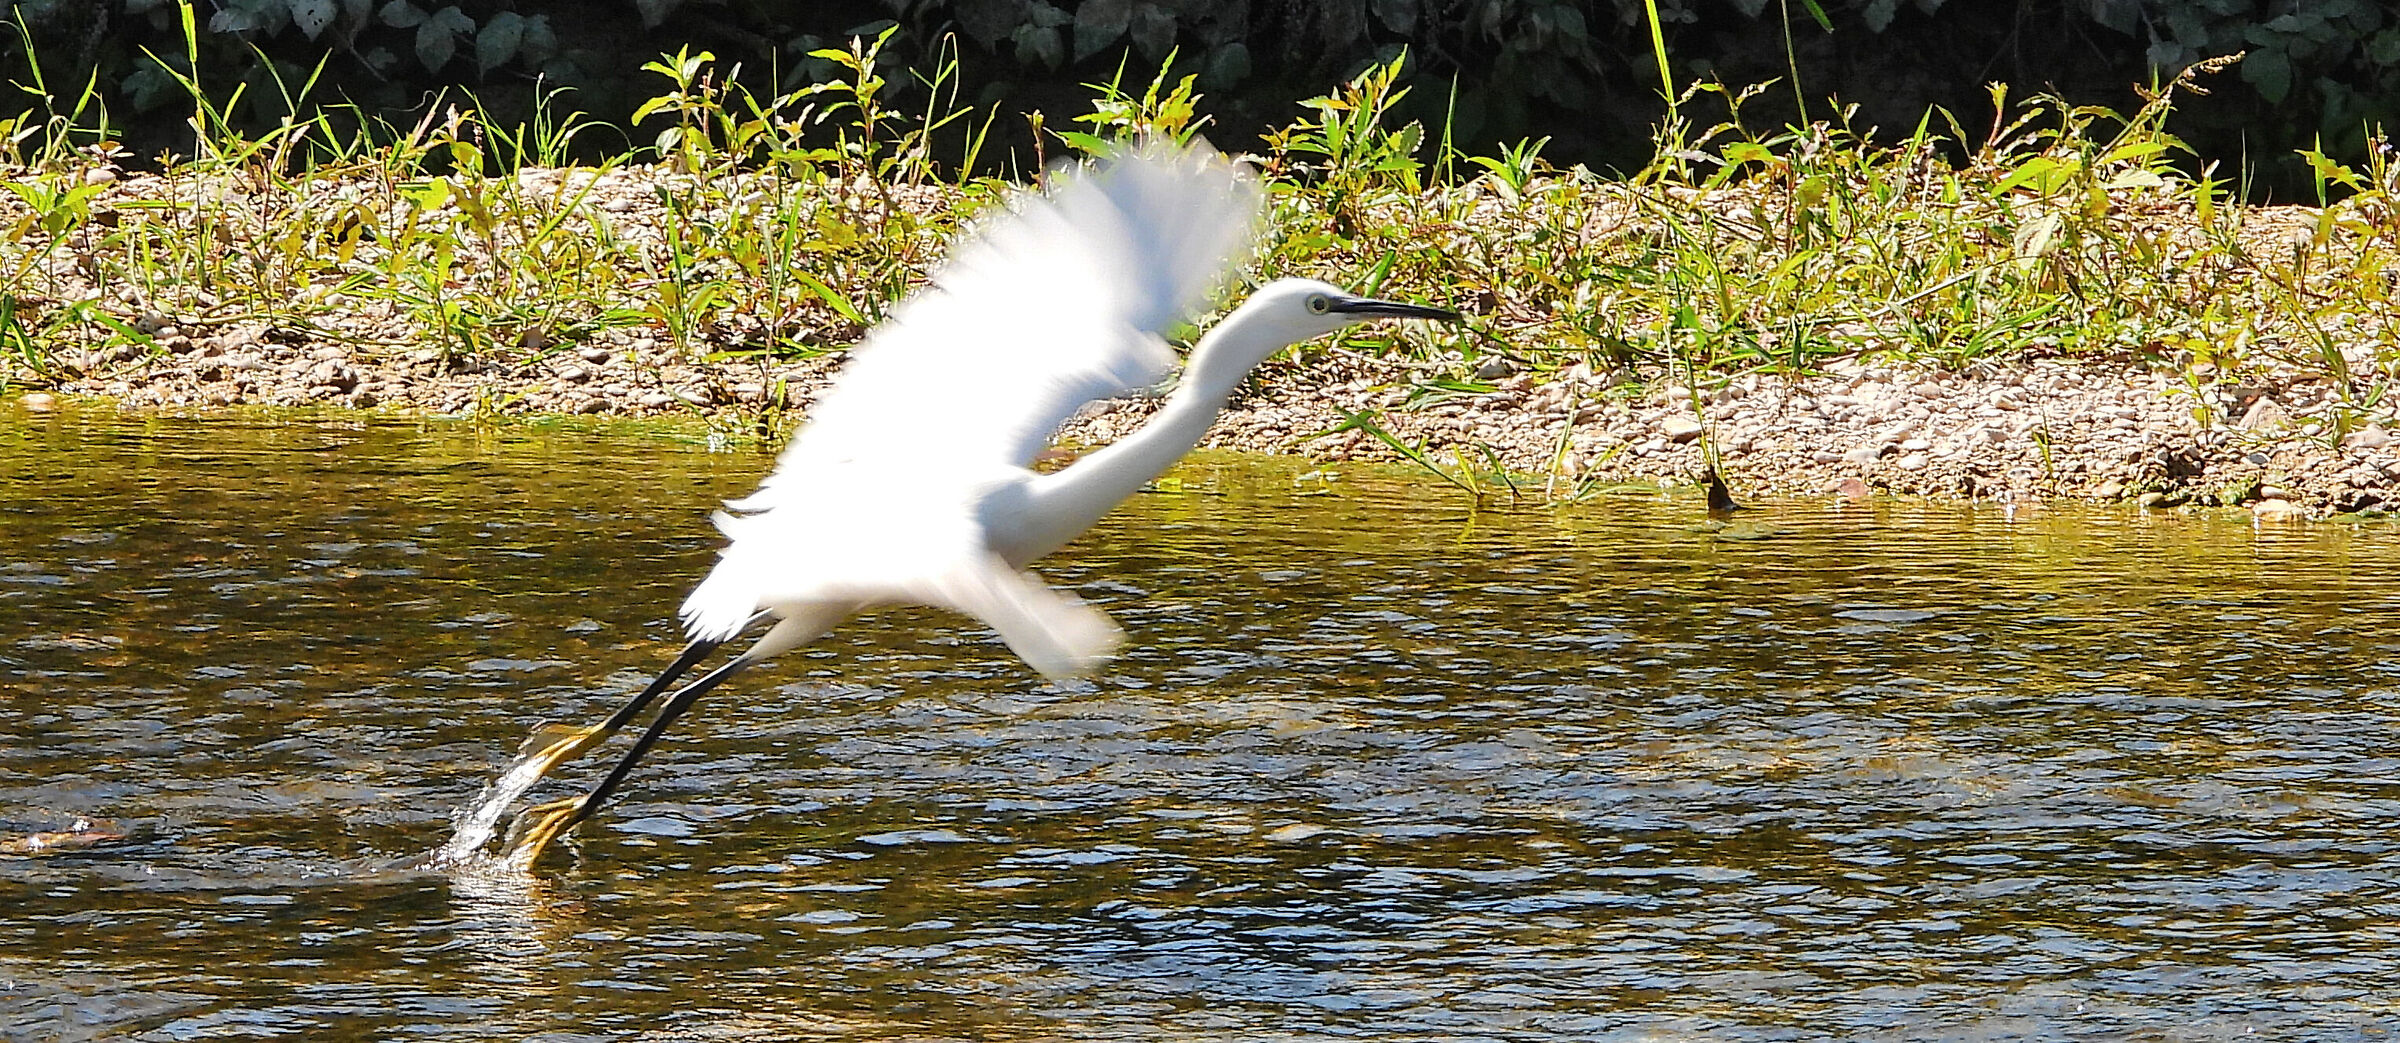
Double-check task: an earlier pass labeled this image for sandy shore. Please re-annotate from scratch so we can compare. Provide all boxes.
[25,316,2399,517]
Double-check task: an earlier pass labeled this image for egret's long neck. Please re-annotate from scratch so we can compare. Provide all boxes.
[1009,307,1288,560]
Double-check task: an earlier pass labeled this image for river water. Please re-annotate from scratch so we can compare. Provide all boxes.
[3,406,2397,1041]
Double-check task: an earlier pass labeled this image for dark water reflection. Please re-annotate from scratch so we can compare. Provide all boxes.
[4,406,2399,1041]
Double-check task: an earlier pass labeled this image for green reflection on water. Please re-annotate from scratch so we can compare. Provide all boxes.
[3,404,2399,1040]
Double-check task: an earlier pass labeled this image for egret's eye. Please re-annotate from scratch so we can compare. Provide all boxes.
[1306,294,1332,314]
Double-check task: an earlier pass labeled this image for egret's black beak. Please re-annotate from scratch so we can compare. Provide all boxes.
[1330,296,1461,322]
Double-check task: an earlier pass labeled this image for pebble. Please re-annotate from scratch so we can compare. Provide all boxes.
[1843,445,1885,465]
[2251,498,2307,522]
[307,360,357,391]
[1661,416,1704,443]
[2239,397,2288,431]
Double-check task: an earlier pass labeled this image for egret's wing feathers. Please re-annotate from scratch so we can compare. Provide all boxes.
[729,141,1261,515]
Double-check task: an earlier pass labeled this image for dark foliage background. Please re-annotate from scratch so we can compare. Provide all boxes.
[6,0,2394,197]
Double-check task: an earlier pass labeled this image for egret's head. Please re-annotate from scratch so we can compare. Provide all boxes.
[1187,278,1458,393]
[1242,278,1460,345]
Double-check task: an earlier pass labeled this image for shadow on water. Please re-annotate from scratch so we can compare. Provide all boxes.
[4,405,2400,1040]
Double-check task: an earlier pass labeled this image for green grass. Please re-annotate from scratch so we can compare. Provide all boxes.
[1,29,2396,449]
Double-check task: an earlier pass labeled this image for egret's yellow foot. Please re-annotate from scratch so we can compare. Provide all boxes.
[499,795,587,868]
[513,722,612,770]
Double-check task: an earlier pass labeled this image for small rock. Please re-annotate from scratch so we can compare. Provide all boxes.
[1835,476,1871,501]
[1895,452,1928,471]
[1899,437,1931,452]
[578,346,614,364]
[2238,396,2288,431]
[637,392,672,408]
[1472,357,1514,381]
[1843,444,1886,465]
[306,360,357,391]
[674,388,711,407]
[575,397,609,414]
[2094,480,2126,500]
[1661,416,1704,444]
[556,365,589,383]
[19,391,56,411]
[2344,425,2391,450]
[2251,498,2307,523]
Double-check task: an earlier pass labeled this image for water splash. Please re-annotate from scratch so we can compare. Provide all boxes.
[426,724,592,869]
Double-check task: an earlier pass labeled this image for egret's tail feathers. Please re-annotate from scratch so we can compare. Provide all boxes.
[924,554,1123,680]
[678,557,758,644]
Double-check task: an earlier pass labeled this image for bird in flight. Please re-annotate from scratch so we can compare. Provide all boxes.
[480,139,1457,865]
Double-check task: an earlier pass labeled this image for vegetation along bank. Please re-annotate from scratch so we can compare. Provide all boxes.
[4,53,2397,517]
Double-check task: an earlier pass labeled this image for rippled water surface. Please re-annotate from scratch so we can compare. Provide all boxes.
[5,407,2399,1041]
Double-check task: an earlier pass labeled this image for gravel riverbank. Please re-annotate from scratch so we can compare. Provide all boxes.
[23,317,2400,517]
[11,156,2398,518]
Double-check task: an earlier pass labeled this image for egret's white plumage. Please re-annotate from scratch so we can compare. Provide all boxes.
[677,141,1263,672]
[493,139,1456,859]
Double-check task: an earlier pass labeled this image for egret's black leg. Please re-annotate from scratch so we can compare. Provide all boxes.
[498,611,771,863]
[585,636,721,739]
[558,652,757,830]
[505,610,770,774]
[501,653,757,861]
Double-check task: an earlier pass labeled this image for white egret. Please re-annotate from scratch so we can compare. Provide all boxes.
[493,139,1457,861]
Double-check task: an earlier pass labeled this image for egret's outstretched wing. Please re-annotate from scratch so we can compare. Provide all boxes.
[738,139,1261,507]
